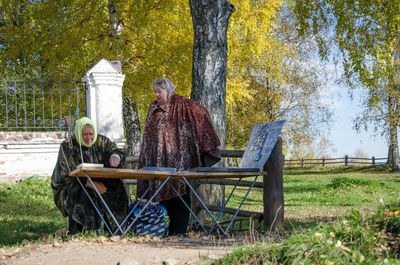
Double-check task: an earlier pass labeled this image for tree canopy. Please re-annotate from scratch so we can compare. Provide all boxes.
[226,1,331,157]
[291,0,400,165]
[0,0,332,157]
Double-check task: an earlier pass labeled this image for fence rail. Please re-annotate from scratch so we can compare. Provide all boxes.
[0,80,86,130]
[284,155,387,167]
[126,151,388,169]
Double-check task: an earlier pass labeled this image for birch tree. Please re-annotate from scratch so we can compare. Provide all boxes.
[190,0,235,146]
[189,0,234,217]
[292,0,400,169]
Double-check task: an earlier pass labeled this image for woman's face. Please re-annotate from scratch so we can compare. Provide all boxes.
[82,127,95,145]
[153,85,168,104]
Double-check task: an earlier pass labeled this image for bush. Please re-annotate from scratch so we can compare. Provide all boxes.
[373,199,400,234]
[212,204,400,264]
[327,177,377,189]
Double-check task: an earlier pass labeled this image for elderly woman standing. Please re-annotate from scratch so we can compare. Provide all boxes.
[138,77,221,236]
[51,117,128,235]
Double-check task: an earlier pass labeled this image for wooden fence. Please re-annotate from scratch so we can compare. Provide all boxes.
[127,154,388,169]
[284,155,387,167]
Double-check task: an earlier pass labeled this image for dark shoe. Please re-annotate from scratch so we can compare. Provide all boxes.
[68,216,83,235]
[169,233,187,238]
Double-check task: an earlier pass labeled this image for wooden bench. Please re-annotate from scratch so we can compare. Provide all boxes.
[124,137,284,231]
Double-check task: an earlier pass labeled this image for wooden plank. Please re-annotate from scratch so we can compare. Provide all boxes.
[205,205,262,218]
[178,171,266,179]
[69,167,175,180]
[69,164,267,180]
[126,149,245,162]
[197,178,264,188]
[123,179,137,184]
[220,149,244,158]
[125,156,139,163]
[263,137,284,229]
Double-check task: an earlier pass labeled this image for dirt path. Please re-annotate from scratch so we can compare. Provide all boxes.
[0,236,235,265]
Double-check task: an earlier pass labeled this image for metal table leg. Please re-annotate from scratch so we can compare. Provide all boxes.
[116,186,151,235]
[75,177,113,234]
[169,184,210,234]
[181,177,228,236]
[223,175,259,234]
[83,171,124,234]
[123,177,171,236]
[208,176,244,233]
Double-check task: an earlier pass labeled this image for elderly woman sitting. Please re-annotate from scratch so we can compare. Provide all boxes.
[51,117,128,235]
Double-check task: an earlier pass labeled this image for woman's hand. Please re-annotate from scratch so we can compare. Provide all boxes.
[85,181,107,194]
[109,154,121,167]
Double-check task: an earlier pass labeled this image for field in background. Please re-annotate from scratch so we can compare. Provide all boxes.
[283,166,399,222]
[225,166,400,230]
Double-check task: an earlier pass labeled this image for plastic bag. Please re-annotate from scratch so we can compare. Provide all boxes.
[128,201,169,237]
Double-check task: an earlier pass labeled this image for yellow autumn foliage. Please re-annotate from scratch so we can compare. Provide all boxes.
[1,0,323,152]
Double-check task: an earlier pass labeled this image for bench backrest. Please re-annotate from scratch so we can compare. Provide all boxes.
[239,120,285,169]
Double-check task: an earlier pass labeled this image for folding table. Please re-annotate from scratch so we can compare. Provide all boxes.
[69,120,285,236]
[69,166,266,236]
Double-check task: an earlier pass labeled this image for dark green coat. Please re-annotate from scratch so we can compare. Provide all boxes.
[51,134,128,231]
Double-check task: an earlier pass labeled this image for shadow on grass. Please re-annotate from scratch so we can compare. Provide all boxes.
[0,219,63,246]
[0,178,66,247]
[220,215,345,235]
[283,215,343,231]
[283,185,322,194]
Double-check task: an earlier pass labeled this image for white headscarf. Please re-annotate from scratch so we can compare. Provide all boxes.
[152,77,175,99]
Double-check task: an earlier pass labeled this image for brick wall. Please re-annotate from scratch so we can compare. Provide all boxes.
[0,132,65,183]
[0,131,64,143]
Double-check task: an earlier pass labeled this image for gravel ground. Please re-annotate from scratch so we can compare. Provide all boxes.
[0,235,236,265]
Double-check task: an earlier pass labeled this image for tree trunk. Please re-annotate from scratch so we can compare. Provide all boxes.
[189,0,235,222]
[107,0,140,160]
[386,93,400,170]
[123,96,141,167]
[108,0,125,61]
[108,0,123,37]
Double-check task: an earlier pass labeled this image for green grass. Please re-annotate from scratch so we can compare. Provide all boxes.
[210,200,400,264]
[1,165,399,265]
[225,166,400,228]
[211,166,400,264]
[0,177,66,246]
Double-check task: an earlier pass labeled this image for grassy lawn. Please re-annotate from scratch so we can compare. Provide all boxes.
[213,166,400,264]
[226,166,400,228]
[0,177,65,246]
[0,166,399,251]
[285,166,400,224]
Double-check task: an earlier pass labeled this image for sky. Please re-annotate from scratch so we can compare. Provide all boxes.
[323,80,388,159]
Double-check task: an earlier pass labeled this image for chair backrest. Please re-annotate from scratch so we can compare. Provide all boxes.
[239,120,285,169]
